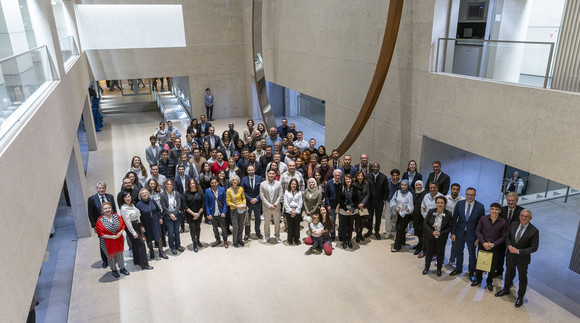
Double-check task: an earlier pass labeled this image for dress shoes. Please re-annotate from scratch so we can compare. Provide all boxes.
[417,252,425,258]
[411,245,418,250]
[356,236,361,243]
[193,246,198,253]
[471,280,481,287]
[436,270,442,277]
[360,235,365,241]
[391,248,400,253]
[120,268,130,276]
[159,251,169,259]
[211,240,221,248]
[111,270,120,278]
[348,241,353,249]
[413,249,421,255]
[294,240,301,245]
[102,262,108,269]
[257,233,264,239]
[171,249,178,255]
[276,237,282,243]
[449,269,462,276]
[515,298,524,308]
[233,243,239,248]
[177,246,185,252]
[342,242,347,249]
[374,233,381,240]
[486,282,493,292]
[364,232,372,238]
[495,289,510,297]
[422,269,429,275]
[142,266,154,270]
[196,241,203,248]
[239,241,245,247]
[288,241,293,246]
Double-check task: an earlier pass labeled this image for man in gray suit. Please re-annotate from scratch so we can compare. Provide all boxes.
[146,136,162,167]
[260,169,282,244]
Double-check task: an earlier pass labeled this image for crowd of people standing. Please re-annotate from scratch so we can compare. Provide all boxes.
[88,114,539,308]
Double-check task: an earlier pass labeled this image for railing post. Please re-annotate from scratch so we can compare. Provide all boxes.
[545,179,551,198]
[565,186,571,203]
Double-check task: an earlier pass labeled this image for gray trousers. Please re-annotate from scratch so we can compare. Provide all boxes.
[211,215,228,242]
[263,208,281,238]
[230,210,246,244]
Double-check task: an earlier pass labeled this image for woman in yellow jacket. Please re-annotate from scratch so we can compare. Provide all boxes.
[227,175,247,247]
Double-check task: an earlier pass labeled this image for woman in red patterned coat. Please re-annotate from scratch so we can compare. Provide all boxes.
[95,202,130,278]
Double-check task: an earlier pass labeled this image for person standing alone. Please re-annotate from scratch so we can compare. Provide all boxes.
[205,88,215,121]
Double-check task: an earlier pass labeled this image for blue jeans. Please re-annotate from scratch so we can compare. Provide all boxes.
[245,202,262,236]
[165,214,182,250]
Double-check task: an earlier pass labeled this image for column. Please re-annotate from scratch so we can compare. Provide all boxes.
[65,137,92,238]
[82,95,98,151]
[551,0,580,92]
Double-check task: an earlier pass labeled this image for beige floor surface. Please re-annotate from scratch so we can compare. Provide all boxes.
[68,110,578,323]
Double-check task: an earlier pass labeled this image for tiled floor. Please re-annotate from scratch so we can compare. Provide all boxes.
[60,107,580,322]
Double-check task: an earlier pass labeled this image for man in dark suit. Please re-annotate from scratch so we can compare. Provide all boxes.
[495,209,539,308]
[205,178,229,248]
[116,177,140,208]
[87,182,117,268]
[196,114,212,137]
[169,138,183,164]
[497,192,524,276]
[364,162,389,240]
[426,160,450,195]
[174,165,190,195]
[243,152,262,177]
[242,165,263,239]
[450,187,485,280]
[329,149,343,169]
[204,127,222,150]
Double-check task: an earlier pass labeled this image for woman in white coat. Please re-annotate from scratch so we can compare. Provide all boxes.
[390,179,414,252]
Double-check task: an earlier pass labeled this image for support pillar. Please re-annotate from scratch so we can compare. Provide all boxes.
[65,137,91,238]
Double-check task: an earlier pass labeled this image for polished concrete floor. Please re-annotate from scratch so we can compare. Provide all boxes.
[66,107,580,322]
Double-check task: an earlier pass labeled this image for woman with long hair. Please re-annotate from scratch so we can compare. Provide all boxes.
[284,178,303,245]
[402,159,422,192]
[198,162,214,191]
[129,156,148,187]
[186,118,198,137]
[242,119,255,144]
[234,139,245,155]
[390,179,414,252]
[226,157,243,180]
[183,178,205,252]
[160,179,184,255]
[201,140,212,159]
[317,145,328,163]
[136,188,168,260]
[267,162,280,181]
[353,171,370,243]
[125,171,143,190]
[257,123,267,139]
[119,191,153,270]
[95,202,130,278]
[338,174,359,249]
[303,178,322,234]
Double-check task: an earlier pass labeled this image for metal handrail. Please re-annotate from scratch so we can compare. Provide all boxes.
[435,38,555,88]
[0,45,50,64]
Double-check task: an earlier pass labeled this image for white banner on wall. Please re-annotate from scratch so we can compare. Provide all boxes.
[74,4,186,50]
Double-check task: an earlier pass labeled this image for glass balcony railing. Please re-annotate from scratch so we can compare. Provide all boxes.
[434,38,555,88]
[59,35,80,68]
[0,46,59,140]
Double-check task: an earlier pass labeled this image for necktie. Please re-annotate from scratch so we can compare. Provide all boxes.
[251,178,254,190]
[516,225,524,243]
[435,173,439,182]
[466,203,471,220]
[100,196,105,204]
[508,209,513,223]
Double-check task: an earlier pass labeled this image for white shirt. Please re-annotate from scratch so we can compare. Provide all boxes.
[267,161,288,174]
[283,190,302,213]
[389,190,414,217]
[120,205,141,236]
[421,192,443,218]
[268,180,277,200]
[464,201,474,219]
[212,188,220,216]
[444,194,465,213]
[293,139,309,152]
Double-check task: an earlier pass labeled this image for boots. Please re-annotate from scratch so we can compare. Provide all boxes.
[158,240,168,259]
[148,242,155,260]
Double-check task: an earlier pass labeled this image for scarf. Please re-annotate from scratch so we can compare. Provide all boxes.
[414,180,425,194]
[400,179,409,194]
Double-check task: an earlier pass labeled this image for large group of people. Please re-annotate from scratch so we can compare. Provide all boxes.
[88,115,539,308]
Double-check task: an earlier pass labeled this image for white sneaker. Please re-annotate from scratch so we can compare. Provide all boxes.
[263,237,269,243]
[276,237,281,243]
[260,215,264,221]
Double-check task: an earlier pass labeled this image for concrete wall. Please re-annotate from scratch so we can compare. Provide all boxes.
[420,136,505,210]
[83,0,248,119]
[260,0,580,190]
[0,53,91,321]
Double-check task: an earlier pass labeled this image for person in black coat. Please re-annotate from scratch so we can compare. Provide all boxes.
[402,160,422,192]
[136,188,168,260]
[496,192,525,276]
[338,174,360,249]
[88,182,117,268]
[412,180,428,256]
[495,209,539,308]
[182,178,205,252]
[422,196,453,276]
[365,162,389,240]
[425,160,450,195]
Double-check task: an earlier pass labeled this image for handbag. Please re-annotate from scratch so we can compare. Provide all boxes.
[359,208,369,216]
[304,236,313,245]
[476,249,493,272]
[229,188,247,214]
